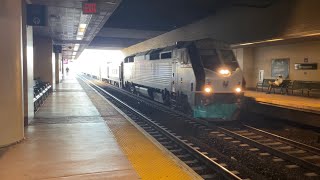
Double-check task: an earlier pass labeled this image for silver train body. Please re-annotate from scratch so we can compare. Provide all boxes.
[84,39,244,120]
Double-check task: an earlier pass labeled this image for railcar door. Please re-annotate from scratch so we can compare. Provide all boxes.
[119,62,123,87]
[107,66,109,79]
[171,60,178,93]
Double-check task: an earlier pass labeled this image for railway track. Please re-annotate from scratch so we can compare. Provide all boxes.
[219,125,320,175]
[80,76,250,180]
[81,75,320,179]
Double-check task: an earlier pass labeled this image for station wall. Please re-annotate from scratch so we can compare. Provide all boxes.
[240,40,320,88]
[122,0,320,56]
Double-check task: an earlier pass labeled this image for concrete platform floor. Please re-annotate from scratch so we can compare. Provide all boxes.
[0,74,195,180]
[245,91,320,112]
[0,75,139,180]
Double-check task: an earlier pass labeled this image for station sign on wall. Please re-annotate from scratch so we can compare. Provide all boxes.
[82,2,97,14]
[294,63,317,70]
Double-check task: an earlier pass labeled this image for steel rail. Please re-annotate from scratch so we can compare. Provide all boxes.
[81,74,320,176]
[80,75,243,180]
[243,124,320,155]
[217,126,320,173]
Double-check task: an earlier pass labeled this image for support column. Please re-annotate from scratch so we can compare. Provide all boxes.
[34,37,54,87]
[234,47,254,89]
[22,1,34,126]
[55,52,62,84]
[61,58,65,79]
[0,0,24,147]
[23,26,34,125]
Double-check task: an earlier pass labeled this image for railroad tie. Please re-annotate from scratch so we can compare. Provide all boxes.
[304,172,319,177]
[285,164,299,169]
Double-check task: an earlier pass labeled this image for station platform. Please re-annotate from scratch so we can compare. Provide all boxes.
[245,91,320,113]
[244,91,320,128]
[0,74,196,180]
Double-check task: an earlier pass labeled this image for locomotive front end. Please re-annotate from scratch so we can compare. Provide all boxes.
[192,40,244,121]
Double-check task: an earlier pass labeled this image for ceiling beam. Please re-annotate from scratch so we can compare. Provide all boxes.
[97,28,165,39]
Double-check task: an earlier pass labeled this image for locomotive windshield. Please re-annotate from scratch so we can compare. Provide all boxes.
[220,50,239,71]
[199,49,221,71]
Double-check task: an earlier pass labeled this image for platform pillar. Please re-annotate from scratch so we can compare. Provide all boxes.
[55,52,62,84]
[0,0,24,147]
[21,0,35,125]
[34,37,54,88]
[234,47,254,89]
[22,26,34,126]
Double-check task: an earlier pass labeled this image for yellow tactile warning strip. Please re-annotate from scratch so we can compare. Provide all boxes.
[245,91,320,112]
[78,78,200,180]
[105,116,196,180]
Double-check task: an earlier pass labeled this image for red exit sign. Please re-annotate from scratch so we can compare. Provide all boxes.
[82,3,97,14]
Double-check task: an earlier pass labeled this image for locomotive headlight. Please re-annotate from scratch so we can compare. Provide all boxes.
[204,86,213,93]
[235,87,242,93]
[219,69,231,76]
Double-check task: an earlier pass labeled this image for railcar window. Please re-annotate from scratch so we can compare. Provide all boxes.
[124,58,129,63]
[220,50,238,70]
[160,52,172,59]
[150,53,160,60]
[220,50,236,62]
[199,49,221,71]
[128,57,134,62]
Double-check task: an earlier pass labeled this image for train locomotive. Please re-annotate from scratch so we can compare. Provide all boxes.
[84,38,244,121]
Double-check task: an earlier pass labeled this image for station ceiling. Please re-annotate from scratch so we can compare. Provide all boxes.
[90,0,275,49]
[29,0,275,59]
[29,0,121,60]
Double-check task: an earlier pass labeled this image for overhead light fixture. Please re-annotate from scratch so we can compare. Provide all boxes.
[237,38,284,46]
[300,32,320,37]
[73,52,77,56]
[79,28,85,32]
[76,36,83,40]
[74,44,80,51]
[79,23,87,29]
[76,23,87,40]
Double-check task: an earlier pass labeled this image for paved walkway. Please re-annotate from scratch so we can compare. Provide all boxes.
[245,91,320,112]
[0,74,196,180]
[0,75,139,180]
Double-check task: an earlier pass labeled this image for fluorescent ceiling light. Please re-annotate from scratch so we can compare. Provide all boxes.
[79,23,87,29]
[76,36,83,40]
[73,52,77,56]
[79,28,86,32]
[74,44,80,51]
[238,38,284,46]
[77,31,84,36]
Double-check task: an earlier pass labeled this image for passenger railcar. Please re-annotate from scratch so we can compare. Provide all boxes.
[101,61,123,87]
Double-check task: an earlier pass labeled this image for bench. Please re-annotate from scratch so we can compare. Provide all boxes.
[271,79,291,94]
[304,81,320,96]
[33,79,52,112]
[256,79,290,94]
[283,81,320,97]
[256,79,274,92]
[286,80,305,95]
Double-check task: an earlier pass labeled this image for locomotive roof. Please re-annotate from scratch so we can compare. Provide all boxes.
[126,38,230,58]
